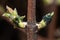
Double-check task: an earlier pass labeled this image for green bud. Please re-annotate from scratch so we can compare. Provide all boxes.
[18,22,25,28]
[38,20,46,29]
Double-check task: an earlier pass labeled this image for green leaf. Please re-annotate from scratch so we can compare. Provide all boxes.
[12,8,18,16]
[2,13,10,17]
[10,8,18,19]
[19,15,25,21]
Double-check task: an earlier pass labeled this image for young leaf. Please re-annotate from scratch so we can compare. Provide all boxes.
[6,6,13,13]
[38,12,54,29]
[2,12,10,18]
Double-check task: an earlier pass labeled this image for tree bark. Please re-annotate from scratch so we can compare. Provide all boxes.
[26,0,38,40]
